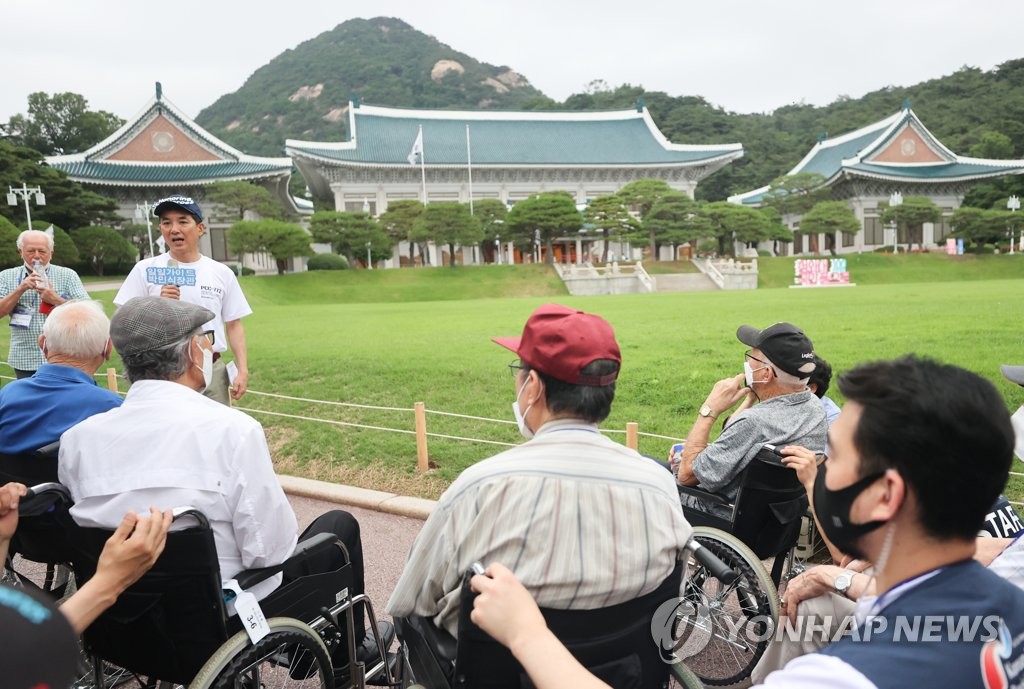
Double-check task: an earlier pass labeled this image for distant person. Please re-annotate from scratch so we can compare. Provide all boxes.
[676,322,826,517]
[0,300,121,454]
[114,195,250,404]
[0,230,89,378]
[389,304,691,638]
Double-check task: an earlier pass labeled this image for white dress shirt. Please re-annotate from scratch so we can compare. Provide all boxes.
[58,379,298,601]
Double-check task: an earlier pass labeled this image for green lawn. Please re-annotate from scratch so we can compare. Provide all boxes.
[14,257,1024,501]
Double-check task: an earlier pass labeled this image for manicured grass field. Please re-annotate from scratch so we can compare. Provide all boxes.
[19,256,1024,501]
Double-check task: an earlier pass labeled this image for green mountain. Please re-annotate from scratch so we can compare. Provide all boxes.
[195,17,548,156]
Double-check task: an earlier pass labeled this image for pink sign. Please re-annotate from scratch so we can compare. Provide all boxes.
[793,259,851,287]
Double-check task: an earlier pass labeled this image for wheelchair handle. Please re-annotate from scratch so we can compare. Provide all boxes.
[25,482,71,502]
[688,539,738,585]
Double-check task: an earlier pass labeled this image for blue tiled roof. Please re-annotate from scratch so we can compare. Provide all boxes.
[50,160,289,185]
[848,161,1024,180]
[288,105,741,166]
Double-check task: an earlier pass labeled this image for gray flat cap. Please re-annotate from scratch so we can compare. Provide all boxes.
[111,296,213,358]
[1002,365,1024,387]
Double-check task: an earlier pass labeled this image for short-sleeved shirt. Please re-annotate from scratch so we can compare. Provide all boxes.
[0,264,89,371]
[690,390,827,515]
[113,255,251,354]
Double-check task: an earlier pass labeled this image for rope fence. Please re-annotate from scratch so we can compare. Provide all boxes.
[5,362,1024,507]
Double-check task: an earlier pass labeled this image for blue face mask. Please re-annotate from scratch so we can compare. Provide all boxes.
[512,379,534,440]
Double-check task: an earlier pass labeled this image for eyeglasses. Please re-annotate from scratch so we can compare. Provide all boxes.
[744,350,769,366]
[508,359,523,377]
[201,330,215,346]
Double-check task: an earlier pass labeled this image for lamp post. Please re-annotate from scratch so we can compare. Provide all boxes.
[6,183,45,231]
[1008,195,1020,255]
[133,202,157,258]
[365,241,373,270]
[889,191,903,254]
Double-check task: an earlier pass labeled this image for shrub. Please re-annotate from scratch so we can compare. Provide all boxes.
[307,253,349,271]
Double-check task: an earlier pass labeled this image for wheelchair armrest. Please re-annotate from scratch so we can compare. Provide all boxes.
[234,532,341,591]
[33,441,60,459]
[400,614,459,663]
[677,484,732,507]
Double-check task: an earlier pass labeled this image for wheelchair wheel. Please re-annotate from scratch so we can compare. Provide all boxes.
[668,661,705,689]
[189,618,332,689]
[674,527,778,687]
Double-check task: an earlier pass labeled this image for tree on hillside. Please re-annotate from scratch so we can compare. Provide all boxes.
[969,131,1015,159]
[760,172,829,217]
[71,226,136,276]
[506,192,583,264]
[228,220,313,274]
[378,199,424,264]
[414,202,482,267]
[643,192,704,259]
[584,195,639,262]
[951,207,1009,248]
[309,211,389,267]
[799,201,860,254]
[472,199,508,262]
[759,207,794,256]
[617,179,673,218]
[701,202,771,256]
[0,141,118,230]
[880,196,941,250]
[2,92,124,155]
[205,181,285,221]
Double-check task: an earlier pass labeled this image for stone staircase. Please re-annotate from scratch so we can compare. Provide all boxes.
[652,272,720,292]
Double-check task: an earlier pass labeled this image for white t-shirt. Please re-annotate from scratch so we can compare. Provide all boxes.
[114,255,252,354]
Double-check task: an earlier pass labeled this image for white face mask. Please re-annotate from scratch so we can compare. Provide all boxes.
[1011,406,1024,461]
[192,339,213,392]
[512,379,535,440]
[744,360,768,388]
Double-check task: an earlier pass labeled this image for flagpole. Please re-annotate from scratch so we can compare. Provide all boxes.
[466,124,473,215]
[418,124,427,205]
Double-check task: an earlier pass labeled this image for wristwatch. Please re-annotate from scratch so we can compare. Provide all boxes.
[834,571,854,598]
[699,404,716,418]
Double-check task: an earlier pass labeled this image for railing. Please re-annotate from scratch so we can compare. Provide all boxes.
[554,261,655,294]
[692,257,758,290]
[0,364,683,475]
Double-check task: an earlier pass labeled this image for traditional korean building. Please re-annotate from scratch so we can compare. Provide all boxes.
[287,100,743,264]
[46,84,303,266]
[729,104,1024,255]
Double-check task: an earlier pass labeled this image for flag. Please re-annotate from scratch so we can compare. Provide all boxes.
[43,225,54,238]
[407,128,423,165]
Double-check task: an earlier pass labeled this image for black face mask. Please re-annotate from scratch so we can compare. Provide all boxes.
[812,462,888,560]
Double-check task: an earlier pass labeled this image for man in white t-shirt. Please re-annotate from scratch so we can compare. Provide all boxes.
[114,195,250,404]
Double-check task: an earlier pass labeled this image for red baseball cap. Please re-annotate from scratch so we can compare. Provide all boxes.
[493,304,621,385]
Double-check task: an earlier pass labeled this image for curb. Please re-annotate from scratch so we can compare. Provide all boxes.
[278,474,436,521]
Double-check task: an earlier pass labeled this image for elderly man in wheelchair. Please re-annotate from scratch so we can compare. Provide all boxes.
[45,296,393,688]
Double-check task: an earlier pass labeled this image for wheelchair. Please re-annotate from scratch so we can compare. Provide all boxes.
[1,442,75,596]
[392,538,739,689]
[675,446,809,686]
[23,482,394,689]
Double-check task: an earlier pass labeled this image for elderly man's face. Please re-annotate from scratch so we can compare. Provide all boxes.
[20,234,52,267]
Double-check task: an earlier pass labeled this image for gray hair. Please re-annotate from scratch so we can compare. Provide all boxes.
[121,327,201,383]
[17,229,54,251]
[42,301,110,359]
[763,353,810,388]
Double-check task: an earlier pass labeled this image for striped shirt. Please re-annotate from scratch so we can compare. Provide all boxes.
[0,264,89,371]
[386,417,693,636]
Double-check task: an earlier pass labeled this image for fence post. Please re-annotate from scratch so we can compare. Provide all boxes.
[626,422,638,451]
[106,367,118,393]
[414,401,429,473]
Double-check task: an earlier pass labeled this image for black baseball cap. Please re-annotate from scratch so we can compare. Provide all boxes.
[736,322,816,379]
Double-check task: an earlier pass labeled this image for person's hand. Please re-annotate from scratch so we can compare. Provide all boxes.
[781,565,844,626]
[35,284,61,305]
[18,273,39,293]
[703,374,750,418]
[159,285,181,300]
[780,445,821,492]
[470,563,548,652]
[230,369,249,400]
[0,482,27,544]
[93,507,172,595]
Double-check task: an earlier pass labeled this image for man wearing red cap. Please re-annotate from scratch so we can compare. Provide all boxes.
[388,304,692,637]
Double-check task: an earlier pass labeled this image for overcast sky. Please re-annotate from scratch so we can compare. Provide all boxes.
[4,0,1023,124]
